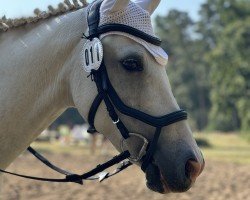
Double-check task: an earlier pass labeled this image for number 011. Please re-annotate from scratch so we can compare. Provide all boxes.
[84,46,100,66]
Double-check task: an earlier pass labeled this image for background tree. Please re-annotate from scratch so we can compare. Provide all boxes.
[155,10,210,130]
[198,0,250,131]
[207,18,250,131]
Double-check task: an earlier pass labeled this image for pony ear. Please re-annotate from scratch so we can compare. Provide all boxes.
[134,0,161,15]
[101,0,130,13]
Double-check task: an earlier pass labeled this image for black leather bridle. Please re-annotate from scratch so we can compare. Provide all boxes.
[0,0,187,184]
[86,0,187,171]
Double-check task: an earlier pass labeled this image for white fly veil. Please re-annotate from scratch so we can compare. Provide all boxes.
[99,0,168,66]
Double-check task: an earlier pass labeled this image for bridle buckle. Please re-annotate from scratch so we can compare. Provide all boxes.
[120,133,149,162]
[112,118,120,124]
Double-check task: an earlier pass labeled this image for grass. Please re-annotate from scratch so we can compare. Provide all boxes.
[241,132,250,142]
[194,132,250,164]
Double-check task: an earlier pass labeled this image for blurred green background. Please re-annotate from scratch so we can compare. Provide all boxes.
[155,0,250,134]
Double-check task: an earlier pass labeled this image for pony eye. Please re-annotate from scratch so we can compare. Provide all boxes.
[121,58,143,72]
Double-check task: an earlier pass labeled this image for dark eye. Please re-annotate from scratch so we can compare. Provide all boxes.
[121,58,143,72]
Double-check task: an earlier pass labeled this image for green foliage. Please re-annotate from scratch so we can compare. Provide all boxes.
[155,10,210,130]
[203,1,250,131]
[241,132,250,142]
[197,0,250,48]
[155,0,250,132]
[208,19,250,130]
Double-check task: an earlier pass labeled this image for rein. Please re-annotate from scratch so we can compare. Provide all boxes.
[0,147,131,184]
[0,0,187,185]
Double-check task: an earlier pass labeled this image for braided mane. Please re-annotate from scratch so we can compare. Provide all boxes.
[0,0,88,32]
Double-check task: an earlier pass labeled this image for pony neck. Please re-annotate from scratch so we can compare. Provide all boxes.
[0,8,88,169]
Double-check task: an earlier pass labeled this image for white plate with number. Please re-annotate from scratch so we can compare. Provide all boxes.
[81,38,103,73]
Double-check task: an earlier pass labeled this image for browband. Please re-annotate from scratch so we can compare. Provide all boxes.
[96,24,161,46]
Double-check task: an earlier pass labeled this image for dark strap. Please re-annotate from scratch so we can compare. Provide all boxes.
[96,24,162,46]
[90,65,188,172]
[93,68,130,139]
[27,146,74,176]
[75,150,130,180]
[87,93,103,133]
[0,150,131,184]
[87,0,103,36]
[104,67,188,127]
[141,127,162,172]
[0,168,83,184]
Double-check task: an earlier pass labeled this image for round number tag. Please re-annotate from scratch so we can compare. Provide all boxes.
[81,38,103,73]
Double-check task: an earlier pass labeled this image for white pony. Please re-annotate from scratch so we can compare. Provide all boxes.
[0,0,204,195]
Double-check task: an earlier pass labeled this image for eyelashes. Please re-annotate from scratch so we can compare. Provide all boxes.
[121,58,143,72]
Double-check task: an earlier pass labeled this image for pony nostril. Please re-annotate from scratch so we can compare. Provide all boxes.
[185,159,202,182]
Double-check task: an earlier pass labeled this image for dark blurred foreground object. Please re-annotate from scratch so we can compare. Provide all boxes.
[50,108,85,129]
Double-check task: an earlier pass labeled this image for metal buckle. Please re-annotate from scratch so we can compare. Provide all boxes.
[120,133,149,162]
[112,118,120,124]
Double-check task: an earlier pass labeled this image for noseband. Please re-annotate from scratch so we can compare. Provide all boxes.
[0,0,187,184]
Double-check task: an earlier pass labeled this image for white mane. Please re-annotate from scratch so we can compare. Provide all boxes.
[0,0,88,32]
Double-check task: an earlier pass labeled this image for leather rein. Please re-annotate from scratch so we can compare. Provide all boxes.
[0,0,187,185]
